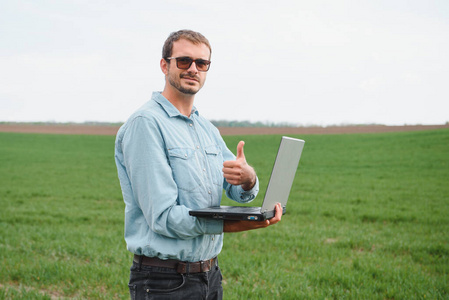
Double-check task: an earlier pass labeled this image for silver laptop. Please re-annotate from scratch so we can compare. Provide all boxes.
[189,136,305,221]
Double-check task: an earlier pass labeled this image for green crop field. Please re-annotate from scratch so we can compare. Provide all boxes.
[0,129,448,299]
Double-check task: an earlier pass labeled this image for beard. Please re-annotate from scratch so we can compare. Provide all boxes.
[167,71,203,95]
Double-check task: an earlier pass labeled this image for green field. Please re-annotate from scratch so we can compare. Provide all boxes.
[0,129,448,299]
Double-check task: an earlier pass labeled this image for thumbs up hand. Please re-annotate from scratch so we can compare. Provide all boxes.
[223,141,257,191]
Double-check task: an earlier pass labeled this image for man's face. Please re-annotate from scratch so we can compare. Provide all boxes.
[164,39,211,95]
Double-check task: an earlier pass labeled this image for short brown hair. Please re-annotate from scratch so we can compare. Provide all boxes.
[162,30,212,59]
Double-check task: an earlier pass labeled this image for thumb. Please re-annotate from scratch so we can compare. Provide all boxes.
[236,141,246,160]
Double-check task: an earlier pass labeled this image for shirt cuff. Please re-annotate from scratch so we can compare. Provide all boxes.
[238,176,259,203]
[201,218,224,234]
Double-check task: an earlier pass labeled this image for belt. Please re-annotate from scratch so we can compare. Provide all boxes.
[133,255,217,274]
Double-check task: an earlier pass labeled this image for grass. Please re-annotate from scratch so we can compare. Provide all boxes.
[0,129,448,299]
[0,133,127,299]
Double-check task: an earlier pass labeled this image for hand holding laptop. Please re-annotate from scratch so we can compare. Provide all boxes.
[223,203,283,232]
[222,141,256,191]
[190,137,305,222]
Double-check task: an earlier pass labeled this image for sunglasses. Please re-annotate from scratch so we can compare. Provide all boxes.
[165,56,211,72]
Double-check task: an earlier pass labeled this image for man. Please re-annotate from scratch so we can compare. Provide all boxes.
[115,29,282,300]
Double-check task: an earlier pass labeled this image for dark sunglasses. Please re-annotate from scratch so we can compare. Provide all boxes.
[165,56,211,72]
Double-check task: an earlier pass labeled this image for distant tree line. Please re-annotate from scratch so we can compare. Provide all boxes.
[210,120,299,127]
[1,121,299,127]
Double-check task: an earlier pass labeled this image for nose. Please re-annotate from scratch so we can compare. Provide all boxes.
[187,61,199,73]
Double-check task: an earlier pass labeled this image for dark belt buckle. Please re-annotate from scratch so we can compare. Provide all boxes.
[200,260,205,272]
[178,262,187,274]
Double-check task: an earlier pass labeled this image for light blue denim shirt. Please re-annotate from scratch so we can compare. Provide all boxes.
[115,92,259,262]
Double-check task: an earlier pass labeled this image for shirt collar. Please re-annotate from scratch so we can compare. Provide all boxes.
[153,91,199,118]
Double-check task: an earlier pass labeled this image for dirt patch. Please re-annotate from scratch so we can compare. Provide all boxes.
[0,123,120,136]
[0,123,447,136]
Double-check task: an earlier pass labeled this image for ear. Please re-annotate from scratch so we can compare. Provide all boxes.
[160,58,168,75]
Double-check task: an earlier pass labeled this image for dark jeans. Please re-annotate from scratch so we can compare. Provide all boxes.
[128,260,223,300]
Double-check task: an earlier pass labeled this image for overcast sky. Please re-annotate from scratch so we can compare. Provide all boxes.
[1,0,448,126]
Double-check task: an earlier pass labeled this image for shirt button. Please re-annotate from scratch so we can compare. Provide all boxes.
[196,145,200,149]
[208,190,212,194]
[189,123,193,127]
[203,168,206,171]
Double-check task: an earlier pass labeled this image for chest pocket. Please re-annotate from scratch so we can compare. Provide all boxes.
[204,145,223,187]
[167,147,201,192]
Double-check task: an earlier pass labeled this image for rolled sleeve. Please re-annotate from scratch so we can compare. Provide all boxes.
[199,218,224,235]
